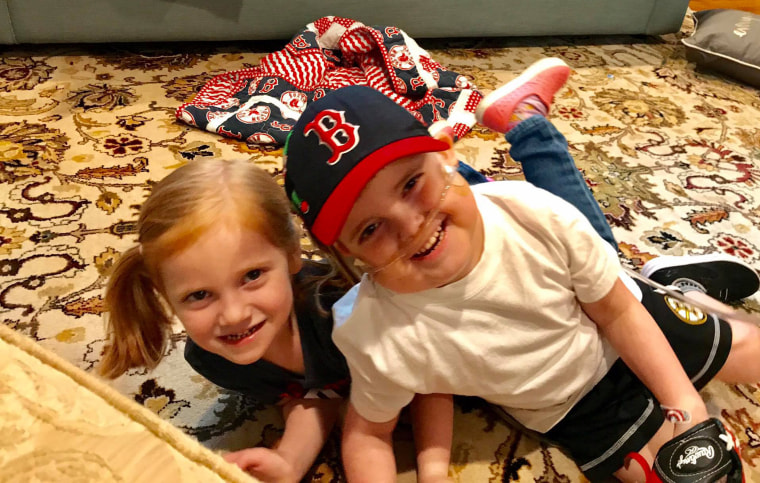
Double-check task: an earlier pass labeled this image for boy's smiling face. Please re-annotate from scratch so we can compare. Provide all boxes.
[336,151,484,293]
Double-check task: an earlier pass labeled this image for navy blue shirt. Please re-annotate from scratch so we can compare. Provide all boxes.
[184,164,485,404]
[184,262,350,405]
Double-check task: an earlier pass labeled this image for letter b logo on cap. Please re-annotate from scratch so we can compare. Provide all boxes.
[304,109,359,165]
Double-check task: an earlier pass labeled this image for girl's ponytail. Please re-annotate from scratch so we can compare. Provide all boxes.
[99,246,173,379]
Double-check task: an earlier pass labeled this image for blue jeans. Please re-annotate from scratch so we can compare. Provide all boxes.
[505,115,617,250]
[456,115,616,249]
[456,161,489,185]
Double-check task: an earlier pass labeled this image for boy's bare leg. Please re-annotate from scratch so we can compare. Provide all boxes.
[682,290,760,384]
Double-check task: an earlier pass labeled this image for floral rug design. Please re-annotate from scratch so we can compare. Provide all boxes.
[1,14,760,482]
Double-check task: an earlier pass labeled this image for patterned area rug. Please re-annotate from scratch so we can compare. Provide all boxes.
[2,14,760,482]
[0,322,254,482]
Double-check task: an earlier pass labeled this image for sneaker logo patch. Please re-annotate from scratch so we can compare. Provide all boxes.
[664,296,708,325]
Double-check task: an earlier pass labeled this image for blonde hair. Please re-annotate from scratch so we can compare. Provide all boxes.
[99,159,302,379]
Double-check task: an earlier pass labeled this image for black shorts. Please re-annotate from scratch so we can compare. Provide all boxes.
[544,280,733,482]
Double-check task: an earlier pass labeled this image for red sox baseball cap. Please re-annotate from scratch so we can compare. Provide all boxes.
[283,85,449,245]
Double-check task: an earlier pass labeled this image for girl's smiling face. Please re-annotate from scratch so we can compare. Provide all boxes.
[160,221,301,366]
[337,152,484,294]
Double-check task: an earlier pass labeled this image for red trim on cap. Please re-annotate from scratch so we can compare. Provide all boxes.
[311,136,449,245]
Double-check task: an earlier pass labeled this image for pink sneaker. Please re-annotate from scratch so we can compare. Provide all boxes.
[475,57,571,133]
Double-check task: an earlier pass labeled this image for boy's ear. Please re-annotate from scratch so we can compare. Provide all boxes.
[429,122,455,149]
[429,123,458,168]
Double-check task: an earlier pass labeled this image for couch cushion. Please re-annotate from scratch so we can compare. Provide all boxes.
[682,9,760,88]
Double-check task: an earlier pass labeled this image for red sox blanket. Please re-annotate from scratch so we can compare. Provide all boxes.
[175,16,482,146]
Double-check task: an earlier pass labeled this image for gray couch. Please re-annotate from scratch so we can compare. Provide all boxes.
[1,0,690,44]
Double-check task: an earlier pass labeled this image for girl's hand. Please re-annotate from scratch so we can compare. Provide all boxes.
[224,447,297,483]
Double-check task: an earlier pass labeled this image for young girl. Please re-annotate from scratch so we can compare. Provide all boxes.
[100,158,476,482]
[99,159,354,482]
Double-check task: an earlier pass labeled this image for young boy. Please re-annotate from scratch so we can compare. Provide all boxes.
[283,60,759,481]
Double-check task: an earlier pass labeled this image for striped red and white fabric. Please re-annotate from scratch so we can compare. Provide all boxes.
[175,16,482,146]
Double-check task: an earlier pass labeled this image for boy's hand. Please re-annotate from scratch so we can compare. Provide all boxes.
[224,447,297,483]
[670,399,710,438]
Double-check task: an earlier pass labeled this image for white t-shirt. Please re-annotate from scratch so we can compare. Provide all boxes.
[332,181,622,432]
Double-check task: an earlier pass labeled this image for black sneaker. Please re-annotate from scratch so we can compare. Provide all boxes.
[641,254,759,303]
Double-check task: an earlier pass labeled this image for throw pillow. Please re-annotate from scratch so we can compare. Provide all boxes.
[682,9,760,88]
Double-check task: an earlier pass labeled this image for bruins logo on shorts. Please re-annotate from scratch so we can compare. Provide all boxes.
[664,296,708,325]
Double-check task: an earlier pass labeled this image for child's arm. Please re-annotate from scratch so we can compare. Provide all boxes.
[411,393,454,483]
[580,278,710,428]
[342,402,399,482]
[224,397,342,482]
